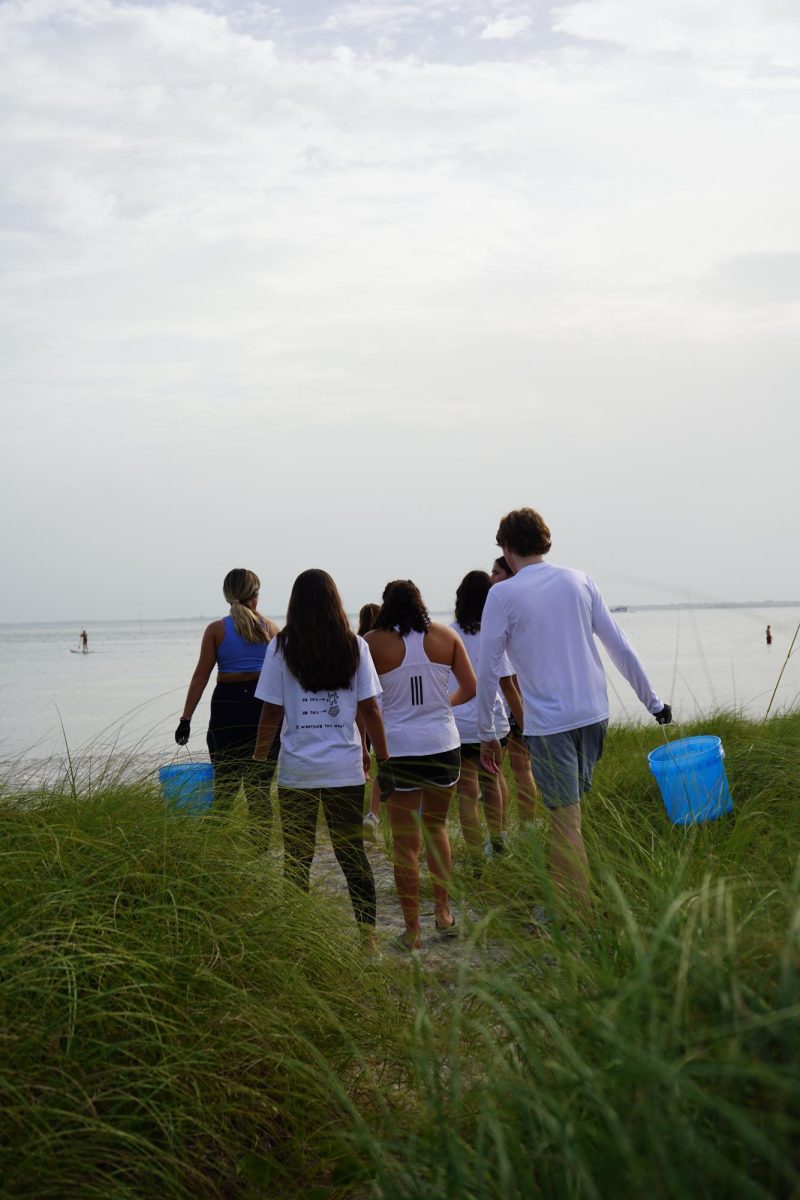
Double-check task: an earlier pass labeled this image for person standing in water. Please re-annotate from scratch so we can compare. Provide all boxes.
[79,630,88,654]
[766,625,773,646]
[253,570,388,954]
[175,569,279,847]
[365,580,476,951]
[478,509,671,917]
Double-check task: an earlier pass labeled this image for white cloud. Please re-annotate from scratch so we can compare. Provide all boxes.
[480,14,532,40]
[703,251,800,306]
[553,0,800,67]
[1,0,799,620]
[323,2,424,31]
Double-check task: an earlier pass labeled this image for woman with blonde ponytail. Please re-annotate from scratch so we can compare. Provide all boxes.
[175,569,279,845]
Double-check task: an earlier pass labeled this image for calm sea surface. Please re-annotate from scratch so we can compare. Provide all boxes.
[1,607,798,783]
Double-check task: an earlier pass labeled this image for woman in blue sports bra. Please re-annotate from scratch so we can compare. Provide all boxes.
[175,568,279,846]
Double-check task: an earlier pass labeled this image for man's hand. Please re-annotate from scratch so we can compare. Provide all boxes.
[175,718,191,745]
[480,739,502,775]
[362,745,372,776]
[376,759,396,801]
[655,703,673,726]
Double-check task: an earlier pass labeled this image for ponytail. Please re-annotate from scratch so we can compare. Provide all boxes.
[222,569,271,645]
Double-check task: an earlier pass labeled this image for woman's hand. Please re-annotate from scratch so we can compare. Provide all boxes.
[376,759,397,801]
[254,702,283,761]
[480,739,502,775]
[175,718,191,745]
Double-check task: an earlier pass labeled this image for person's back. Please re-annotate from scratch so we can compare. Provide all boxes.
[477,507,671,916]
[253,568,386,953]
[376,627,460,757]
[364,579,476,949]
[451,621,510,744]
[487,561,659,735]
[259,632,376,787]
[174,568,279,847]
[215,614,271,674]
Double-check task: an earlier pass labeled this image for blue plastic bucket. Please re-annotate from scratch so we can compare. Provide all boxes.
[648,735,733,826]
[159,762,214,813]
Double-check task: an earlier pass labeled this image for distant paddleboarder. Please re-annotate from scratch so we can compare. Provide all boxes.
[79,630,88,654]
[766,624,773,646]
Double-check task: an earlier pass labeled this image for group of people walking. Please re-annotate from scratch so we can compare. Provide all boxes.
[176,507,672,952]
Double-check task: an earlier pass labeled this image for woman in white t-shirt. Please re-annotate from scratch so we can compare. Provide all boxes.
[451,570,522,868]
[365,580,476,952]
[253,570,390,952]
[490,555,538,825]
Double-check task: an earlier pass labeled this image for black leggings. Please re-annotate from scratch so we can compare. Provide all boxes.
[279,785,376,926]
[207,681,278,841]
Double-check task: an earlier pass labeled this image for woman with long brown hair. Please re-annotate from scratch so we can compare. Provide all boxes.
[451,569,523,867]
[175,568,279,845]
[490,555,538,826]
[365,580,476,951]
[253,570,390,951]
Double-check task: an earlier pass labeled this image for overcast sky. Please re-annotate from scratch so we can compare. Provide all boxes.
[1,0,799,623]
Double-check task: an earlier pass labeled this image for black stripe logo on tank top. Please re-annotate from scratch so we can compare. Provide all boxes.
[410,675,424,706]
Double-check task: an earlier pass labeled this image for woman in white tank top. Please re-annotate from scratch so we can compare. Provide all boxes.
[490,556,538,825]
[451,570,522,870]
[365,580,476,952]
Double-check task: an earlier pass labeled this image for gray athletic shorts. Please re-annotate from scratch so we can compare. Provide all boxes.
[524,720,608,810]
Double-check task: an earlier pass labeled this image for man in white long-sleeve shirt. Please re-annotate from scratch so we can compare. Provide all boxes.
[478,507,671,913]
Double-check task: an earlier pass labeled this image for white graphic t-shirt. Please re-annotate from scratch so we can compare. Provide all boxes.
[255,635,381,789]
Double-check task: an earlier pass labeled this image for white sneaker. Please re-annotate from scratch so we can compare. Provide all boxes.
[484,833,510,860]
[530,904,553,925]
[525,905,557,934]
[362,812,380,843]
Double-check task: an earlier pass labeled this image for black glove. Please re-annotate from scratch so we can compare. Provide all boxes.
[175,718,191,745]
[655,703,672,726]
[376,759,396,802]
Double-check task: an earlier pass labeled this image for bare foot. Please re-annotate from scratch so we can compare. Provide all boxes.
[434,910,455,933]
[396,929,422,951]
[358,926,381,956]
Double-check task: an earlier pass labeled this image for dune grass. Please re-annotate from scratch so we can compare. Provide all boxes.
[1,712,798,1198]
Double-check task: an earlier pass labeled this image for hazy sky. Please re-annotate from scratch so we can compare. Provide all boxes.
[2,0,799,623]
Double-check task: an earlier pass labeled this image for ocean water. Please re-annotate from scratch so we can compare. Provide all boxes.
[1,607,798,783]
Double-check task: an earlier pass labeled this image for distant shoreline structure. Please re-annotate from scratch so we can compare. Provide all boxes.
[610,601,800,613]
[2,600,800,628]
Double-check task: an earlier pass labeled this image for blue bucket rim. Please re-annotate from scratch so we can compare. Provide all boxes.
[159,762,214,778]
[648,735,722,768]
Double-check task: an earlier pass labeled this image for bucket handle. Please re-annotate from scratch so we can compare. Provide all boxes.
[654,716,687,773]
[170,744,194,764]
[152,737,195,782]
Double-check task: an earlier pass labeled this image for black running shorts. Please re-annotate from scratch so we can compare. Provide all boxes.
[387,747,461,793]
